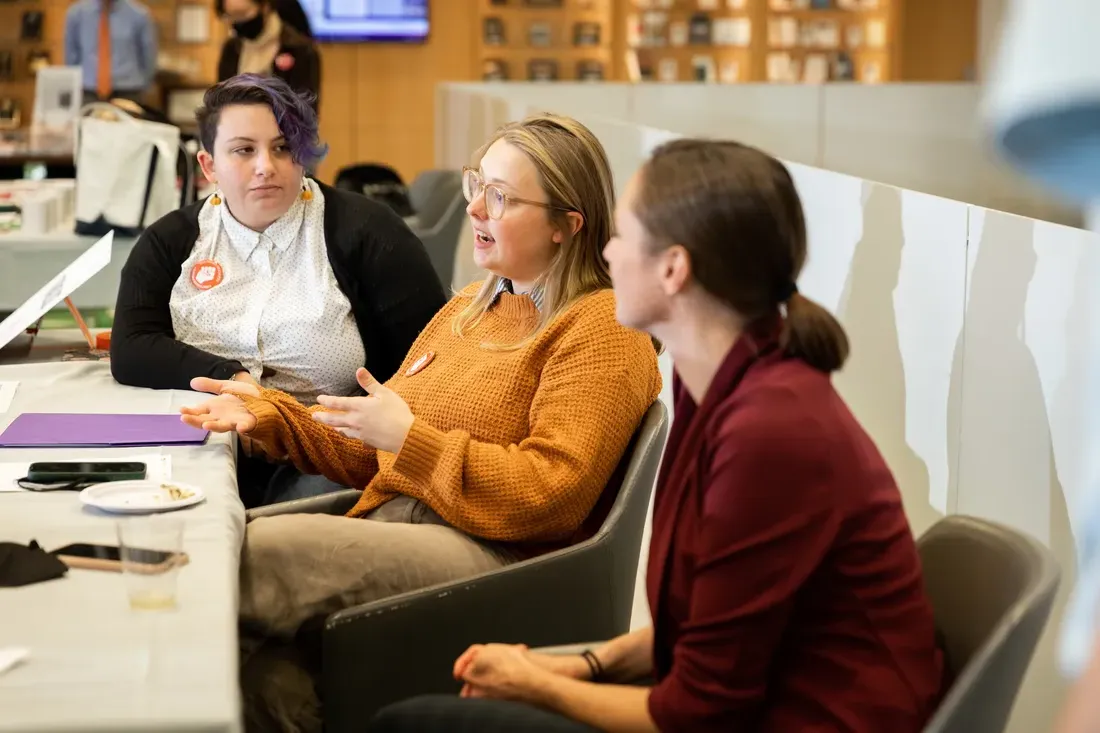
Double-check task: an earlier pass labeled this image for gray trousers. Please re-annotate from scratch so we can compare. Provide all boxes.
[239,497,517,732]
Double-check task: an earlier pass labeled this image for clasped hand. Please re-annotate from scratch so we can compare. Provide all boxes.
[179,367,415,454]
[452,643,590,702]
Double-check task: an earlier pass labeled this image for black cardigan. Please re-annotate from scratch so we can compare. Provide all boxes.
[110,181,447,391]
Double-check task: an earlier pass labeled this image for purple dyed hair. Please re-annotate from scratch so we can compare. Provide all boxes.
[195,73,328,170]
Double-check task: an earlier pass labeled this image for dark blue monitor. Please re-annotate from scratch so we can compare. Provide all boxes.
[304,0,428,43]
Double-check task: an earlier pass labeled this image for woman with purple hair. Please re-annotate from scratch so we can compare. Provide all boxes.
[110,73,446,506]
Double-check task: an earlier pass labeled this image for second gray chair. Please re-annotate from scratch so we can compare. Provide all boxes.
[920,515,1061,733]
[405,169,465,288]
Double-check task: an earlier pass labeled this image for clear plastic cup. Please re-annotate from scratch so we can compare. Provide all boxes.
[116,515,186,611]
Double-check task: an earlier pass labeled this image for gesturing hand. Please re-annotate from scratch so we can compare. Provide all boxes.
[312,368,414,454]
[178,376,262,434]
[190,376,262,400]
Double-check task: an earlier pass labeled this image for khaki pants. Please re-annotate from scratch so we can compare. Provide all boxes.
[239,499,516,732]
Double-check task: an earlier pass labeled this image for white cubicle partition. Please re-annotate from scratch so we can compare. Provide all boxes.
[437,85,1100,733]
[438,82,1079,227]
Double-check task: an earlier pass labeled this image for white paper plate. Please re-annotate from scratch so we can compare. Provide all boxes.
[79,480,206,514]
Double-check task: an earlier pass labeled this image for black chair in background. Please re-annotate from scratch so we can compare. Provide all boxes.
[333,163,415,218]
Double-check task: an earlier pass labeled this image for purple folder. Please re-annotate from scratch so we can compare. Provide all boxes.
[0,413,210,448]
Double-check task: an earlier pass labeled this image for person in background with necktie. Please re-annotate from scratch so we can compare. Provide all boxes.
[64,0,158,106]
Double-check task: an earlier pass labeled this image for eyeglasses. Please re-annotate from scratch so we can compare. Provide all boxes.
[462,167,576,221]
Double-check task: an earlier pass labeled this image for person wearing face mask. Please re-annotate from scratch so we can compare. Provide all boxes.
[110,75,445,507]
[178,113,663,732]
[216,0,320,110]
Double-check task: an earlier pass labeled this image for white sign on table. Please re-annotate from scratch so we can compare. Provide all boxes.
[0,230,113,351]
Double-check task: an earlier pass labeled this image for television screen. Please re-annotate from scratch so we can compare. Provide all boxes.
[301,0,428,43]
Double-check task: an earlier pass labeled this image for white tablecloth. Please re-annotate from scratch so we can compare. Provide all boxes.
[0,361,244,732]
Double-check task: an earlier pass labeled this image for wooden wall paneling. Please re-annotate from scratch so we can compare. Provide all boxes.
[340,0,477,182]
[314,43,357,183]
[900,0,979,81]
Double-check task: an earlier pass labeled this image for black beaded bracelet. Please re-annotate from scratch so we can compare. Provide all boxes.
[580,649,605,682]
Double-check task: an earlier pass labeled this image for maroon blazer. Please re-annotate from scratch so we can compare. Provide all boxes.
[646,319,944,732]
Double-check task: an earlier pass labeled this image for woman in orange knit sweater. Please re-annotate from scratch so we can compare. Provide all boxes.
[180,114,662,732]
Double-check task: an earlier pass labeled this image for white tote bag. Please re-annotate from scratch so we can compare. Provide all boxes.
[74,103,183,236]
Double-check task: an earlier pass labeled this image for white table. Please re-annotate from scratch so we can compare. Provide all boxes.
[0,361,244,732]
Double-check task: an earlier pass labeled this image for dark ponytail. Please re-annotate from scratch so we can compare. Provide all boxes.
[782,292,849,373]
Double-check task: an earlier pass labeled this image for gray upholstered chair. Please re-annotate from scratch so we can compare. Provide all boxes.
[246,401,670,733]
[919,515,1061,733]
[404,170,465,288]
[535,516,1061,733]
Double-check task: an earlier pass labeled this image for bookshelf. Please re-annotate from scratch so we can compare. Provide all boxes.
[623,0,766,84]
[765,0,899,83]
[477,0,617,83]
[619,0,911,84]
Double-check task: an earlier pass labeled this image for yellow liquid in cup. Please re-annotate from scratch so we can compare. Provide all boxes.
[129,591,178,610]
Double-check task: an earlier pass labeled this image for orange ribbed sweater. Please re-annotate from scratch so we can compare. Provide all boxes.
[241,282,661,545]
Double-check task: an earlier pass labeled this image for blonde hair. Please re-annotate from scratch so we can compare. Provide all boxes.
[451,114,615,349]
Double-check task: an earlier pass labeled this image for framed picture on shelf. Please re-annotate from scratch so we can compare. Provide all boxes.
[861,59,883,83]
[576,60,604,81]
[20,11,44,41]
[657,58,678,82]
[846,24,863,48]
[483,59,509,81]
[669,20,688,46]
[528,22,553,47]
[527,58,559,81]
[483,17,505,45]
[714,18,751,46]
[832,51,855,80]
[641,12,668,46]
[866,18,886,48]
[719,59,740,83]
[688,13,712,45]
[573,22,600,46]
[803,53,829,82]
[692,55,716,82]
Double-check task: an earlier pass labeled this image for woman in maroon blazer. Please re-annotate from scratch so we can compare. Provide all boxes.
[368,140,946,732]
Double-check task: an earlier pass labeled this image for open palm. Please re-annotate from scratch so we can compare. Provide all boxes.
[180,393,257,434]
